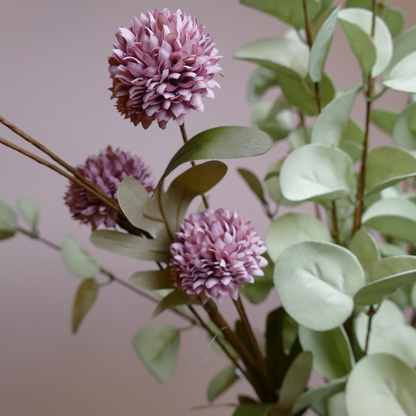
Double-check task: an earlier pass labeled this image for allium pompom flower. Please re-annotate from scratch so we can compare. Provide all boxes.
[108,8,223,130]
[64,146,155,231]
[169,208,268,303]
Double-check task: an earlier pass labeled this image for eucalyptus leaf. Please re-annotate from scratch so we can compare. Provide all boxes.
[279,144,355,203]
[129,268,174,290]
[0,200,17,240]
[207,365,239,402]
[288,126,311,150]
[247,66,279,103]
[238,169,267,204]
[384,51,416,93]
[274,241,365,331]
[348,229,380,274]
[372,109,398,135]
[378,243,406,257]
[61,234,100,279]
[16,198,39,232]
[339,139,363,162]
[342,118,365,144]
[232,404,270,416]
[411,282,416,308]
[152,289,200,318]
[392,102,416,150]
[266,212,332,262]
[327,392,348,416]
[346,353,416,416]
[132,324,180,383]
[370,255,416,282]
[72,278,99,333]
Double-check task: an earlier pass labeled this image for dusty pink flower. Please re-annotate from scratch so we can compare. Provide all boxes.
[64,146,155,230]
[169,208,268,302]
[108,8,222,129]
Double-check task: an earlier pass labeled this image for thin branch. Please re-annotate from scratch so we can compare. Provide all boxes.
[331,201,341,245]
[363,305,375,355]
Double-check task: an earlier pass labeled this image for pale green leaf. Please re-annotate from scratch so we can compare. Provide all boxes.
[384,51,416,93]
[233,404,270,416]
[274,241,365,331]
[129,268,174,290]
[411,282,416,308]
[348,229,380,274]
[378,243,406,257]
[152,290,200,318]
[370,255,416,282]
[372,109,398,135]
[207,366,239,402]
[342,118,365,144]
[288,126,311,150]
[72,278,99,333]
[16,198,39,231]
[392,102,416,150]
[132,324,180,383]
[247,66,279,103]
[339,139,363,162]
[327,392,348,416]
[61,234,100,279]
[0,200,17,240]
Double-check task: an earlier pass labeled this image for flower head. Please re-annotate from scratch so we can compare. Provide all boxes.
[169,208,268,302]
[64,146,155,230]
[108,8,222,129]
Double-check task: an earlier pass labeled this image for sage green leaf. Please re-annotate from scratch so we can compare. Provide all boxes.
[310,401,328,416]
[348,229,380,274]
[61,234,100,279]
[346,353,416,416]
[72,278,99,333]
[233,404,270,416]
[266,212,332,262]
[279,72,335,116]
[327,392,348,416]
[383,51,416,93]
[283,314,298,352]
[370,255,416,282]
[342,118,365,144]
[309,7,339,82]
[132,324,180,383]
[152,289,199,318]
[392,102,416,150]
[298,326,354,379]
[338,8,393,77]
[279,144,355,202]
[207,365,239,402]
[365,147,416,195]
[311,84,361,146]
[250,102,291,143]
[129,268,174,290]
[161,127,272,182]
[378,243,406,257]
[0,200,17,240]
[339,139,363,162]
[288,126,311,150]
[362,198,416,243]
[247,66,279,103]
[240,0,321,31]
[372,109,398,135]
[16,198,39,232]
[234,38,309,79]
[411,282,416,308]
[274,241,365,331]
[90,230,171,263]
[293,377,347,414]
[311,5,337,40]
[238,169,267,204]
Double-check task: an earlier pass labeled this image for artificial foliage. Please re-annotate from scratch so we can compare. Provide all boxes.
[1,1,416,415]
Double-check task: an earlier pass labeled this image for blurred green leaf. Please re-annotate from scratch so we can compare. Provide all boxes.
[233,404,270,416]
[132,324,180,383]
[62,234,100,279]
[152,289,200,318]
[72,278,98,333]
[339,139,363,162]
[288,126,311,150]
[348,229,380,274]
[327,392,348,416]
[247,67,279,103]
[392,102,416,150]
[383,51,416,93]
[370,255,416,282]
[378,243,406,257]
[372,109,398,135]
[0,200,17,240]
[207,366,239,402]
[16,198,39,232]
[129,268,174,290]
[342,118,365,144]
[411,282,416,308]
[238,168,267,204]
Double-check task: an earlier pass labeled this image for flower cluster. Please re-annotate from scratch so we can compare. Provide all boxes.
[64,146,155,230]
[169,208,268,302]
[108,8,222,129]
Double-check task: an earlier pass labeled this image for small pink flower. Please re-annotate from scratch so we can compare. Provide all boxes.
[64,146,155,230]
[169,208,268,302]
[108,8,222,129]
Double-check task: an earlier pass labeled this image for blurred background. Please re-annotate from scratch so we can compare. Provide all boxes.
[0,0,415,415]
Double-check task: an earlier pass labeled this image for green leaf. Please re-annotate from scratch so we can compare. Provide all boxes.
[160,127,272,182]
[327,392,348,416]
[370,255,416,282]
[152,289,200,318]
[338,8,393,77]
[348,229,380,274]
[72,278,99,333]
[346,354,416,416]
[342,118,365,144]
[207,365,239,402]
[392,102,416,150]
[61,234,100,279]
[234,37,309,79]
[279,144,355,203]
[362,198,416,243]
[240,0,321,30]
[239,168,267,204]
[274,241,365,331]
[279,72,335,116]
[378,243,406,257]
[411,282,416,308]
[293,377,347,414]
[298,326,354,379]
[311,84,361,146]
[16,198,39,232]
[132,324,180,383]
[247,66,279,103]
[0,200,17,240]
[309,7,339,82]
[288,126,311,150]
[129,268,174,290]
[383,51,416,93]
[266,212,332,262]
[365,147,416,195]
[233,404,270,416]
[372,109,398,135]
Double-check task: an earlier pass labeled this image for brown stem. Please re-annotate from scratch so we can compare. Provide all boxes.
[411,311,416,328]
[314,202,321,220]
[363,306,375,355]
[303,0,314,48]
[331,201,341,245]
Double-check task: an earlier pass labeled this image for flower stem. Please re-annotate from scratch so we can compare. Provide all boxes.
[363,305,375,355]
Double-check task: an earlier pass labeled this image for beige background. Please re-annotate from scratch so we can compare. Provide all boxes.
[0,1,415,415]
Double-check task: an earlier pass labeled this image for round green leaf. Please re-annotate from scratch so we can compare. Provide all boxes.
[61,234,100,279]
[346,353,416,416]
[392,102,416,150]
[378,243,406,257]
[327,392,348,416]
[274,241,365,331]
[266,212,332,262]
[298,326,354,379]
[207,365,239,402]
[0,200,17,240]
[348,229,380,274]
[384,8,405,38]
[384,51,416,93]
[370,255,416,282]
[132,324,180,383]
[16,198,39,231]
[372,109,398,135]
[288,126,311,150]
[247,66,279,104]
[279,144,355,202]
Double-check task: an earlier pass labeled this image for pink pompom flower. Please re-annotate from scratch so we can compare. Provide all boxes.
[169,208,268,303]
[64,146,155,230]
[108,8,222,129]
